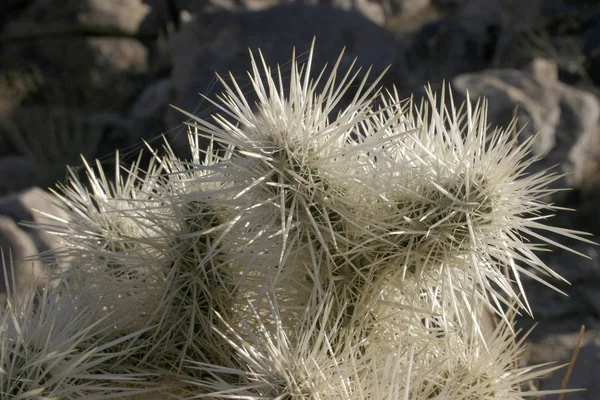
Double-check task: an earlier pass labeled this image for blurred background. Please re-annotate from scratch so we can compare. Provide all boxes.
[1,0,600,396]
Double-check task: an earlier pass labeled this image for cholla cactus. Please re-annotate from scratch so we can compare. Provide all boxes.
[2,42,593,398]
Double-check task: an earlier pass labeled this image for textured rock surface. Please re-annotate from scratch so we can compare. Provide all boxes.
[0,188,69,300]
[128,78,173,148]
[527,330,600,398]
[453,63,600,197]
[174,0,399,25]
[165,3,413,158]
[2,0,163,37]
[0,156,36,196]
[0,36,150,111]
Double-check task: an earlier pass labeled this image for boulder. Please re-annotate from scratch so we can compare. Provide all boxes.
[403,19,495,85]
[452,62,600,199]
[175,0,389,25]
[0,187,70,263]
[0,37,149,112]
[0,156,37,196]
[1,0,172,38]
[0,188,70,301]
[0,215,44,301]
[583,13,600,86]
[0,106,124,189]
[128,78,173,149]
[165,3,412,158]
[526,330,600,399]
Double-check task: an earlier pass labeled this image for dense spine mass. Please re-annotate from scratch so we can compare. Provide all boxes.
[0,43,592,399]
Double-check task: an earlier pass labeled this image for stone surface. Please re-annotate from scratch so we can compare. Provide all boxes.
[0,187,70,263]
[452,65,600,198]
[165,3,412,158]
[128,78,173,148]
[583,13,600,86]
[0,69,41,116]
[526,329,600,398]
[0,37,149,112]
[0,215,44,301]
[453,68,560,156]
[2,0,172,37]
[175,0,390,25]
[390,0,431,15]
[0,106,120,188]
[457,0,543,34]
[403,18,495,85]
[0,188,69,301]
[0,156,36,196]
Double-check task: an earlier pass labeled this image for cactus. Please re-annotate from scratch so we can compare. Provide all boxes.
[0,43,593,399]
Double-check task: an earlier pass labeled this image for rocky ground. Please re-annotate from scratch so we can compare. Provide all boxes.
[1,0,600,397]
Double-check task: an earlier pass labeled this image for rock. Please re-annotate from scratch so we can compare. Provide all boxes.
[316,0,388,25]
[457,0,543,34]
[541,342,600,398]
[1,0,172,38]
[454,68,560,159]
[493,29,587,84]
[165,3,412,159]
[545,242,600,287]
[452,65,600,197]
[0,187,70,262]
[0,69,42,116]
[0,106,123,188]
[431,0,466,8]
[581,288,600,319]
[128,78,173,149]
[0,188,69,301]
[0,156,36,196]
[0,215,45,301]
[527,330,600,399]
[0,0,34,26]
[403,19,494,85]
[0,37,149,111]
[583,13,600,86]
[393,0,431,14]
[526,329,593,367]
[560,86,600,193]
[514,238,600,343]
[524,58,560,85]
[175,0,389,25]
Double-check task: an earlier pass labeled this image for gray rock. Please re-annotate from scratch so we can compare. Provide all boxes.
[0,69,42,117]
[584,14,600,86]
[0,187,70,263]
[457,0,543,35]
[0,188,69,301]
[0,37,149,111]
[385,0,431,15]
[0,156,36,196]
[165,3,412,159]
[0,106,116,189]
[0,215,45,301]
[453,68,560,154]
[514,238,600,343]
[527,330,600,399]
[452,64,600,197]
[1,0,172,38]
[312,0,388,25]
[403,18,492,85]
[561,88,600,194]
[128,78,173,148]
[175,0,389,25]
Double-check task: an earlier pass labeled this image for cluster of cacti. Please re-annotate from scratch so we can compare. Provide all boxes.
[0,44,592,399]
